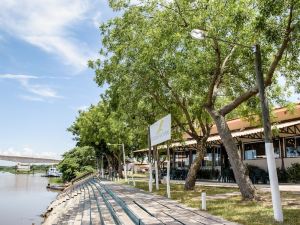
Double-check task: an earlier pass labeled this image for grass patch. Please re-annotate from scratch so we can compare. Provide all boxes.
[48,177,63,184]
[125,180,300,225]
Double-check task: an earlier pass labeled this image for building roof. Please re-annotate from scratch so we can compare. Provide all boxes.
[134,103,300,153]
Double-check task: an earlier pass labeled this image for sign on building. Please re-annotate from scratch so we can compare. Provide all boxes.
[150,114,171,146]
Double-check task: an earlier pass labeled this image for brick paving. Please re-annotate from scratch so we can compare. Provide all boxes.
[43,176,240,225]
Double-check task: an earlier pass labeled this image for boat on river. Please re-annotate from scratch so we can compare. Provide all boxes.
[44,166,62,177]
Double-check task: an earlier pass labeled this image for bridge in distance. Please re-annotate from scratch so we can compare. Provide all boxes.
[0,154,61,164]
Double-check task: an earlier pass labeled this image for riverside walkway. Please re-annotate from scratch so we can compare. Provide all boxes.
[43,176,239,225]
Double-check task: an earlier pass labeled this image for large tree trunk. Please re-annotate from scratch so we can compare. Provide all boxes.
[208,109,257,200]
[184,142,205,190]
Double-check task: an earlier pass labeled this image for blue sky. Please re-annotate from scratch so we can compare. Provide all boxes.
[0,0,115,162]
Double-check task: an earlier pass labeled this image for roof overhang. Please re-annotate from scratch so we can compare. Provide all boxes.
[133,120,300,153]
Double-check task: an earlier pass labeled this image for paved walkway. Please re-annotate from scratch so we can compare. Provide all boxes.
[43,176,240,225]
[105,180,240,225]
[169,180,300,192]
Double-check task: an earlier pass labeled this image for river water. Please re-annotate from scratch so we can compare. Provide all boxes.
[0,172,58,225]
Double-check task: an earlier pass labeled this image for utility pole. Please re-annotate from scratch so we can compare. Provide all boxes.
[253,44,283,222]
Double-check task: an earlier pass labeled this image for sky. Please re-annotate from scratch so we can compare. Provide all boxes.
[0,0,115,163]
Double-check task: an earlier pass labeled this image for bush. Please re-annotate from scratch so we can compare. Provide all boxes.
[58,146,96,182]
[246,165,269,184]
[286,163,300,183]
[276,168,288,183]
[197,168,220,180]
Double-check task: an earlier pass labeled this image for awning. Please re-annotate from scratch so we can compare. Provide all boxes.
[207,119,300,142]
[133,119,300,153]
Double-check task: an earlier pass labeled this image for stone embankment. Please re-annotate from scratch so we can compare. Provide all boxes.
[43,175,240,225]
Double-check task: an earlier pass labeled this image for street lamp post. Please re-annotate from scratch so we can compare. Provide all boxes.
[108,143,127,181]
[191,29,283,222]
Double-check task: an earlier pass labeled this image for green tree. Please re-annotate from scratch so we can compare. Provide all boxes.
[91,0,215,191]
[58,146,96,181]
[91,0,299,199]
[68,98,149,178]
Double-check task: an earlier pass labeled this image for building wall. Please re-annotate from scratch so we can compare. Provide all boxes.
[244,158,300,171]
[16,164,31,171]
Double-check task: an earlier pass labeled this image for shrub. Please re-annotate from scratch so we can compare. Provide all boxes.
[286,163,300,183]
[197,168,220,180]
[58,146,96,182]
[276,168,288,183]
[246,165,269,184]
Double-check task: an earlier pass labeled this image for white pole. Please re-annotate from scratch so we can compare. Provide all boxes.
[131,174,136,187]
[201,192,206,210]
[122,143,127,181]
[154,147,159,191]
[148,127,153,192]
[266,143,283,221]
[101,155,104,178]
[167,160,171,198]
[154,146,160,190]
[155,160,159,190]
[149,162,153,192]
[166,144,171,198]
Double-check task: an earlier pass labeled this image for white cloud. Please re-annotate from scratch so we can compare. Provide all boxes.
[0,74,38,81]
[0,0,100,71]
[93,12,102,28]
[0,73,61,100]
[25,84,60,98]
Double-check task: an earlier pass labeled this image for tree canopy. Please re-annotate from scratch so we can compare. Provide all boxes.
[88,0,299,198]
[58,146,96,181]
[56,0,300,199]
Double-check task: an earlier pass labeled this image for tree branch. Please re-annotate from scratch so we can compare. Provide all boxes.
[265,3,294,86]
[206,40,222,107]
[219,3,295,116]
[221,46,237,74]
[174,0,189,27]
[158,1,189,27]
[152,66,199,136]
[151,91,199,140]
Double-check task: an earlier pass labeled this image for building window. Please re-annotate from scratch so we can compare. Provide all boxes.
[285,137,300,157]
[244,142,265,160]
[244,140,280,160]
[214,147,221,166]
[203,148,213,167]
[203,147,222,167]
[273,139,280,158]
[244,149,257,160]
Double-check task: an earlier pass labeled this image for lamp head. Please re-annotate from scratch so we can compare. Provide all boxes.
[190,29,206,40]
